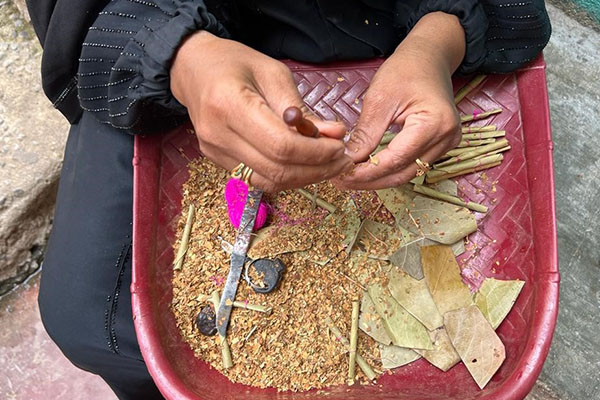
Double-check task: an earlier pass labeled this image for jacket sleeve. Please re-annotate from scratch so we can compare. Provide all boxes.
[404,0,551,74]
[77,0,230,133]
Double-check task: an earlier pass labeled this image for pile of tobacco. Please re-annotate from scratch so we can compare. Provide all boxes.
[171,75,524,392]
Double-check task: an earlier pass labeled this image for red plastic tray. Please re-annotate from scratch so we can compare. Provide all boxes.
[132,56,559,400]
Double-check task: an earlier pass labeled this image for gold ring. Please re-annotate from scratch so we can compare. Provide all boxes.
[231,162,245,178]
[242,166,253,186]
[415,158,431,177]
[231,162,253,187]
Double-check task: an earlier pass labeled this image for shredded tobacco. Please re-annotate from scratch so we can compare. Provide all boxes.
[172,158,386,392]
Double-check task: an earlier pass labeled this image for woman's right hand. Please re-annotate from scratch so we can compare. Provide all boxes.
[170,31,352,193]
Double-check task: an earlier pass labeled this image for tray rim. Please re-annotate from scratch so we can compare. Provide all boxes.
[131,55,559,400]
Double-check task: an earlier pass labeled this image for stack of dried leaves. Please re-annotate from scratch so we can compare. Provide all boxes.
[361,244,524,389]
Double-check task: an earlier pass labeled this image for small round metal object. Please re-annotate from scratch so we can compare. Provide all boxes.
[195,303,217,336]
[245,258,286,294]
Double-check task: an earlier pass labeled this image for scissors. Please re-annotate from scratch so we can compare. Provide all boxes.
[195,236,285,337]
[217,236,285,294]
[197,107,312,339]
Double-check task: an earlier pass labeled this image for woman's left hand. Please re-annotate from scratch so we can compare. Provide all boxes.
[336,12,466,190]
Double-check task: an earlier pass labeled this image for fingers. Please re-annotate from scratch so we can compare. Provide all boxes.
[336,115,460,190]
[258,63,347,139]
[308,117,348,139]
[230,91,347,166]
[191,68,353,191]
[198,137,353,193]
[334,144,441,190]
[344,85,400,163]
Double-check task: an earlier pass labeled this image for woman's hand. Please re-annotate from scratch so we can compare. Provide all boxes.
[171,32,351,193]
[336,12,466,190]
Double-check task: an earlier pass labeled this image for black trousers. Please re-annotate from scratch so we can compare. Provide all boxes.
[38,112,164,400]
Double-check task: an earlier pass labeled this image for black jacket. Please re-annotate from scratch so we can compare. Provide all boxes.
[27,0,551,133]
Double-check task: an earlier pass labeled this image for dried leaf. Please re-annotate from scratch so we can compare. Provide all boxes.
[421,245,473,315]
[444,305,506,389]
[389,237,425,280]
[299,215,344,266]
[414,328,461,372]
[380,344,421,369]
[367,283,433,350]
[391,237,463,280]
[375,184,416,215]
[397,225,416,245]
[357,220,412,260]
[475,278,525,329]
[345,219,365,255]
[387,268,443,330]
[248,224,311,259]
[451,239,466,256]
[422,237,465,256]
[359,291,392,345]
[429,179,458,196]
[397,195,477,244]
[350,251,384,287]
[337,199,362,250]
[409,174,426,185]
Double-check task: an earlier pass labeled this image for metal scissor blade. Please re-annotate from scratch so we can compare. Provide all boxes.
[216,188,263,337]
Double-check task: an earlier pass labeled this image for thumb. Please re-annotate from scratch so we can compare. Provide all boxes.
[345,91,396,162]
[303,108,347,139]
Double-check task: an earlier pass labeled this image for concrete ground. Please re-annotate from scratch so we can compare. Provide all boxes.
[0,274,116,399]
[0,2,599,400]
[537,4,600,399]
[0,0,68,296]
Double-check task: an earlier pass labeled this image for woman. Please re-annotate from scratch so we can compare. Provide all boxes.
[27,1,551,398]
